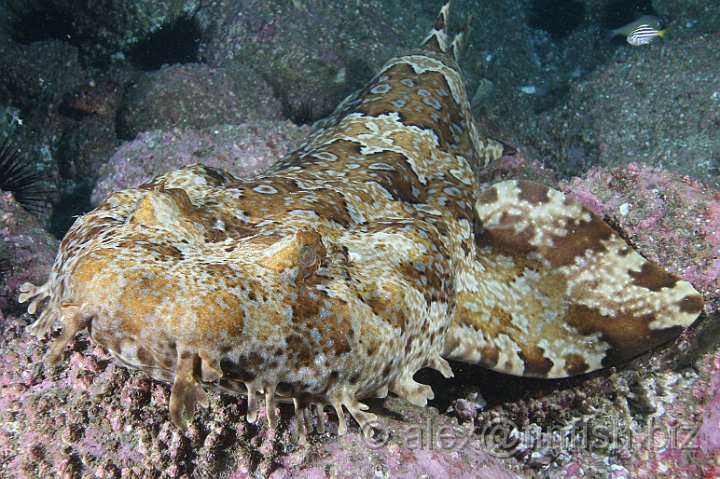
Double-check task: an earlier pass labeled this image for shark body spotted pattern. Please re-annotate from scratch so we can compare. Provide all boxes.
[20,2,703,436]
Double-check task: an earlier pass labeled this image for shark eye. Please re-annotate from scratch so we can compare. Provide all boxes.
[298,244,317,268]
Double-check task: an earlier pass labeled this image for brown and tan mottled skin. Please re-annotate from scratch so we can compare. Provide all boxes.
[20,2,703,437]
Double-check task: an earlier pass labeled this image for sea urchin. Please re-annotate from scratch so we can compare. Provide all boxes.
[0,132,48,216]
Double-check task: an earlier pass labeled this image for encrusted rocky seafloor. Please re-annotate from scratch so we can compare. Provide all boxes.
[2,150,719,478]
[1,0,719,477]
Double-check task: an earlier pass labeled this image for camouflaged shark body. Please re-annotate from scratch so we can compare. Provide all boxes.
[20,2,703,436]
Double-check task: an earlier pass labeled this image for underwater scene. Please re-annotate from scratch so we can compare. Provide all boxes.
[0,0,719,477]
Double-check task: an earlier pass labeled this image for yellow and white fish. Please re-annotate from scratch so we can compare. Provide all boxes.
[610,14,667,46]
[626,24,667,46]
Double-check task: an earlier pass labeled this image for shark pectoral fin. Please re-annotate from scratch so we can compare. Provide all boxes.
[443,180,703,378]
[476,136,517,167]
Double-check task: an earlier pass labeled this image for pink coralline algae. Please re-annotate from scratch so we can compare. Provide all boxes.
[90,121,310,206]
[118,63,284,139]
[623,352,720,478]
[0,191,57,313]
[548,164,720,478]
[561,164,720,313]
[697,355,720,475]
[476,151,555,186]
[2,160,718,478]
[0,309,520,478]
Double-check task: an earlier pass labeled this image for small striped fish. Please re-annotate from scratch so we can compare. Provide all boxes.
[627,24,667,46]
